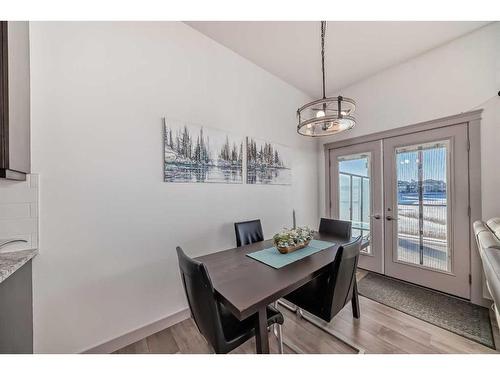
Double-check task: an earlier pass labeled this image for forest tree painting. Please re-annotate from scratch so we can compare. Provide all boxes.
[164,119,244,183]
[246,137,292,185]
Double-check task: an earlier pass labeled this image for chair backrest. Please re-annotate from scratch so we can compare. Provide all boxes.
[234,219,264,247]
[176,247,224,350]
[319,218,352,240]
[322,236,362,321]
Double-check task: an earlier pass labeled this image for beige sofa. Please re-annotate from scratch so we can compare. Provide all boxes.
[473,218,500,330]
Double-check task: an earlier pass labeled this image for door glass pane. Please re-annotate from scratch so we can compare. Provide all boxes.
[338,153,371,254]
[339,174,351,222]
[395,141,450,271]
[352,177,361,224]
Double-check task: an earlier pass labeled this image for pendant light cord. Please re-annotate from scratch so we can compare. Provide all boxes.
[321,21,326,99]
[297,20,356,136]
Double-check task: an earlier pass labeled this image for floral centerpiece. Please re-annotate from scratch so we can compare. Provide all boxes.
[273,227,314,254]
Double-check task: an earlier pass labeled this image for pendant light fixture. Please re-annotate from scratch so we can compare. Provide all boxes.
[297,21,356,137]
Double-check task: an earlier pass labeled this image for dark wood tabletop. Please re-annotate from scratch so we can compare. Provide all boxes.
[195,232,353,353]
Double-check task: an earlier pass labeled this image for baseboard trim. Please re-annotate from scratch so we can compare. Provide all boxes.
[81,308,191,354]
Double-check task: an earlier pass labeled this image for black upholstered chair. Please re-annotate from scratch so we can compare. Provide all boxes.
[234,219,264,247]
[281,236,364,353]
[319,217,352,240]
[176,246,284,354]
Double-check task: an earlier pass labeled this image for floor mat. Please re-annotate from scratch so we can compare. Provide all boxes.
[358,272,494,349]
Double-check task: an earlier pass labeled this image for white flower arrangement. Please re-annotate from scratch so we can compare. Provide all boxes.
[273,226,314,249]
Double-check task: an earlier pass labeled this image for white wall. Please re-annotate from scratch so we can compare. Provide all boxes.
[318,22,500,219]
[29,22,318,353]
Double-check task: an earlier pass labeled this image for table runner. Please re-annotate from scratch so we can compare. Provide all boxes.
[246,239,335,269]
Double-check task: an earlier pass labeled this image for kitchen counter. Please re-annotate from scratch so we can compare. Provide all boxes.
[0,249,38,284]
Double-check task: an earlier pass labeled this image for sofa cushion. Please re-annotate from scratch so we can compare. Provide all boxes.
[477,231,500,251]
[473,220,490,236]
[482,247,500,310]
[486,217,500,239]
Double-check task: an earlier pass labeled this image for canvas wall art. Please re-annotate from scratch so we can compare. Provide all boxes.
[164,118,244,183]
[246,137,292,185]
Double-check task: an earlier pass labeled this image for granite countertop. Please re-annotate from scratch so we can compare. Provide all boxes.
[0,249,38,284]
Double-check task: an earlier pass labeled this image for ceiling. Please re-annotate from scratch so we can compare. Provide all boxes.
[186,21,490,97]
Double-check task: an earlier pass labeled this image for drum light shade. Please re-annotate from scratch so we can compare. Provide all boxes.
[297,22,357,137]
[297,96,356,137]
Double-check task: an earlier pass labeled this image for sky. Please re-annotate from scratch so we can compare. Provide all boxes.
[339,157,370,177]
[396,147,447,182]
[338,146,447,182]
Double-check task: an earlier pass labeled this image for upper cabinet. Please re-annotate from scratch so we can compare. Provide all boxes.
[0,21,30,181]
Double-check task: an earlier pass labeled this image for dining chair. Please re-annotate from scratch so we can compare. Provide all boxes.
[176,246,284,354]
[319,217,352,239]
[277,217,352,314]
[234,219,264,247]
[281,236,365,353]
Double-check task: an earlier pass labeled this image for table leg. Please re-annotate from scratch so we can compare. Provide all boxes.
[255,306,270,354]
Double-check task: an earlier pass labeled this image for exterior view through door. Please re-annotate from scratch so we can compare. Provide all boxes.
[330,141,384,274]
[392,141,450,271]
[328,122,472,299]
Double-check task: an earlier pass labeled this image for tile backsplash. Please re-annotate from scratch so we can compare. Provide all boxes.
[0,174,39,253]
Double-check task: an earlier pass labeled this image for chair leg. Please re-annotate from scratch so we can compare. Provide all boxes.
[272,302,284,354]
[296,308,366,354]
[351,282,361,319]
[273,301,304,354]
[275,323,284,354]
[277,298,297,312]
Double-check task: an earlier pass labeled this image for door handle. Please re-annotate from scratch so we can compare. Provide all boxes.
[386,215,398,221]
[370,214,381,220]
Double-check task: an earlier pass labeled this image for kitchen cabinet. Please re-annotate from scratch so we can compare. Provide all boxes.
[0,21,30,180]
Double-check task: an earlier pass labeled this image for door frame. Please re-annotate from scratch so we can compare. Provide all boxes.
[328,140,384,274]
[323,109,488,307]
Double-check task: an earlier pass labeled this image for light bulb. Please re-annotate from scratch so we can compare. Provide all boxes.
[316,110,325,118]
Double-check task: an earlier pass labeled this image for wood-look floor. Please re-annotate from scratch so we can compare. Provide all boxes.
[114,271,499,354]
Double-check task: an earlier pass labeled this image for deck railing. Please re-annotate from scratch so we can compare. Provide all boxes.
[339,171,370,241]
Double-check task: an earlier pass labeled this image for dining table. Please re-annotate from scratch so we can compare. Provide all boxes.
[195,232,362,354]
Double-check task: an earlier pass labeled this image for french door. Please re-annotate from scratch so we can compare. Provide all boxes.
[383,125,470,298]
[329,141,384,274]
[329,124,471,299]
